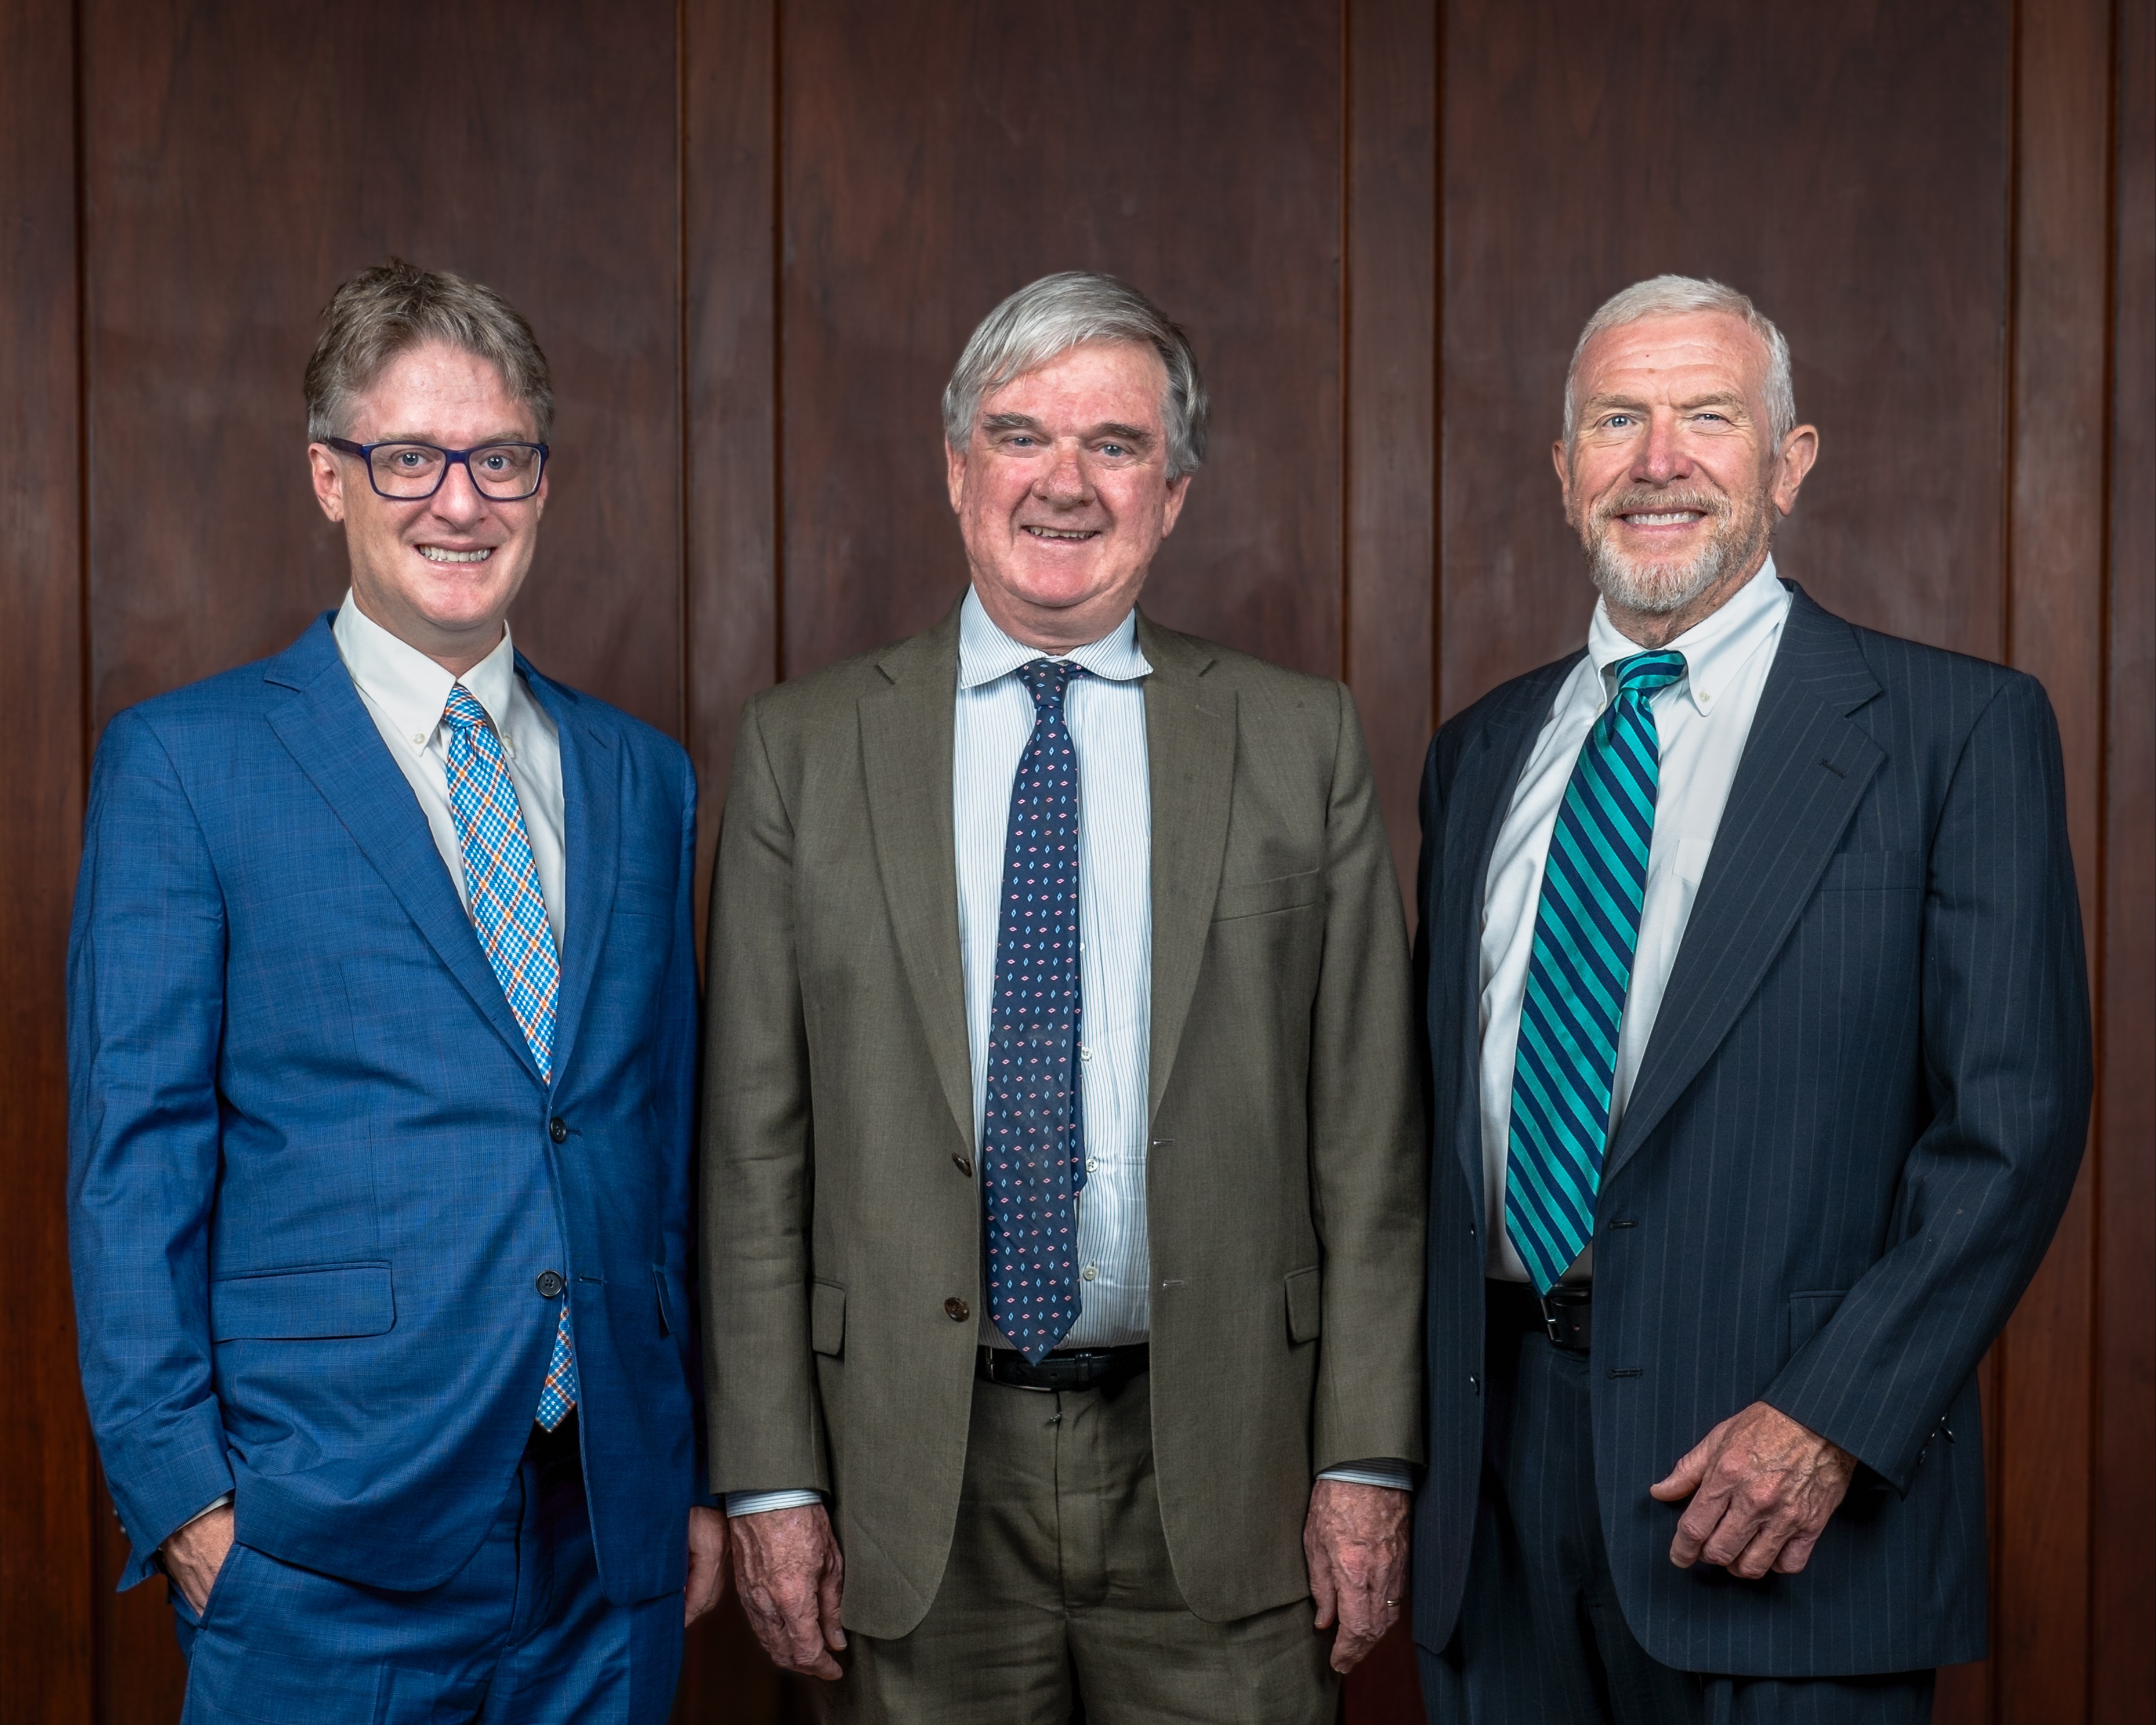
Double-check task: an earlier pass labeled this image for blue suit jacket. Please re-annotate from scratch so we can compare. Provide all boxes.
[1411,586,2092,1675]
[68,615,702,1604]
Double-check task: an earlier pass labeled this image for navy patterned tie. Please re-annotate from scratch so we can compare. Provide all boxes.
[982,659,1088,1364]
[1505,650,1687,1293]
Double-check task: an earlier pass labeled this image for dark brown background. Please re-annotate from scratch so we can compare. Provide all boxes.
[1,1,2146,1719]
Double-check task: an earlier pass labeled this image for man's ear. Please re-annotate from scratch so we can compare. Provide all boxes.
[308,443,347,524]
[1159,472,1192,538]
[1550,439,1575,520]
[944,439,969,514]
[1771,424,1820,517]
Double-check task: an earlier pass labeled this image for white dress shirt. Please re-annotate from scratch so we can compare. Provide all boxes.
[1479,557,1792,1284]
[332,591,567,947]
[725,589,1404,1517]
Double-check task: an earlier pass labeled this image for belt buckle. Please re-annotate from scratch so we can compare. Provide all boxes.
[1538,1298,1564,1346]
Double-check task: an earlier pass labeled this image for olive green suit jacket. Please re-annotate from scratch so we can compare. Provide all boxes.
[701,600,1425,1639]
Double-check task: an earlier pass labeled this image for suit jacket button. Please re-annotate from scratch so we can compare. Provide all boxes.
[537,1271,566,1299]
[944,1296,970,1322]
[952,1153,973,1177]
[548,1117,568,1144]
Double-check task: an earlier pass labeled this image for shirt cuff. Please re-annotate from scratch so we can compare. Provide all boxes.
[167,1492,234,1545]
[724,1488,824,1518]
[1318,1461,1414,1492]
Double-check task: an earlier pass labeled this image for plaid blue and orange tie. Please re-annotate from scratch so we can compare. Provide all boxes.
[441,685,577,1430]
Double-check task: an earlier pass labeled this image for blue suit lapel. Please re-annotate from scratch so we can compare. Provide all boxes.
[1602,587,1885,1187]
[521,658,619,1088]
[1441,658,1579,1203]
[262,615,546,1085]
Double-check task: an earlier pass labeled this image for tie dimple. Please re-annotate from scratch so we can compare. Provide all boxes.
[439,684,577,1427]
[981,659,1087,1364]
[1504,650,1687,1293]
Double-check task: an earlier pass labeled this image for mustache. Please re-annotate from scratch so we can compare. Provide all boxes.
[1590,486,1732,525]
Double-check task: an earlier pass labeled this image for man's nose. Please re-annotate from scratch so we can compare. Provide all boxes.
[1635,414,1691,483]
[429,457,491,521]
[1037,445,1093,502]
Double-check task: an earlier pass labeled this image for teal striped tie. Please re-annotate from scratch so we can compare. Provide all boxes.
[1506,649,1687,1293]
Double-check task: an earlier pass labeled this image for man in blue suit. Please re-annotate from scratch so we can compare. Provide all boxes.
[68,261,724,1723]
[1412,276,2092,1723]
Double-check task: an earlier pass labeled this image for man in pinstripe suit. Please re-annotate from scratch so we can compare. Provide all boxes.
[1411,275,2092,1723]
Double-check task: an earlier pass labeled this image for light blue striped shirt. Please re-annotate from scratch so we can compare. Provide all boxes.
[955,590,1156,1349]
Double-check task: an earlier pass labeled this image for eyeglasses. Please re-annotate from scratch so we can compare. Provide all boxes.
[324,437,549,502]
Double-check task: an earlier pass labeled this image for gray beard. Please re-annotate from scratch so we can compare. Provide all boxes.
[1585,493,1773,617]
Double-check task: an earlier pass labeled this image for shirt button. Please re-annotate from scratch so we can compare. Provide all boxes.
[944,1296,970,1322]
[537,1271,566,1299]
[1086,1158,1098,1173]
[1080,1045,1094,1062]
[410,732,426,746]
[1082,1266,1097,1282]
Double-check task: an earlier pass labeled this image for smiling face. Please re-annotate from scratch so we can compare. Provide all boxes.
[308,338,548,674]
[1556,309,1817,646]
[945,339,1191,651]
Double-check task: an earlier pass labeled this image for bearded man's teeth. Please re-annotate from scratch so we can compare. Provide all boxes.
[419,546,492,563]
[1626,512,1702,526]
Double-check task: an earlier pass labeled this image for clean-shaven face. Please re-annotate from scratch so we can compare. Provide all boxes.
[1556,310,1816,638]
[308,338,547,672]
[945,338,1190,651]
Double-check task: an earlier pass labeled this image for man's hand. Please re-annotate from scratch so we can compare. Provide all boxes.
[1650,1400,1854,1578]
[1303,1478,1410,1674]
[684,1506,730,1626]
[729,1503,846,1680]
[161,1505,235,1614]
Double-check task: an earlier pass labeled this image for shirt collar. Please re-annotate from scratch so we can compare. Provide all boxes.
[1586,554,1791,716]
[956,586,1151,690]
[332,589,521,753]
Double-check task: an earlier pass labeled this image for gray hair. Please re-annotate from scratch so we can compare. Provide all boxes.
[941,272,1209,479]
[1561,274,1794,448]
[305,259,554,442]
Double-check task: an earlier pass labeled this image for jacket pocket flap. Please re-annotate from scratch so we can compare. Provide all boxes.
[1213,869,1322,922]
[811,1280,846,1357]
[1284,1266,1322,1344]
[1785,1289,1848,1356]
[211,1264,394,1342]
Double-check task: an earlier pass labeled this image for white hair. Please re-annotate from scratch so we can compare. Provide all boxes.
[1561,274,1795,447]
[941,271,1209,479]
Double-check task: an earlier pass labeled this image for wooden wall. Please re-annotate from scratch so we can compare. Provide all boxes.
[0,2,2144,1720]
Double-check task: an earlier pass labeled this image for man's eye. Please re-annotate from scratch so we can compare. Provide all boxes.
[1603,415,1635,430]
[393,450,426,468]
[1098,443,1128,457]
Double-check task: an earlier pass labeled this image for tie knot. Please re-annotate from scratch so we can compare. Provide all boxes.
[441,686,491,732]
[1016,658,1080,715]
[1612,650,1686,701]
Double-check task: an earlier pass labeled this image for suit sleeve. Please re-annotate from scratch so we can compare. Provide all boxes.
[662,750,718,1509]
[67,709,235,1583]
[1764,673,2093,1490]
[700,699,828,1497]
[1307,685,1429,1473]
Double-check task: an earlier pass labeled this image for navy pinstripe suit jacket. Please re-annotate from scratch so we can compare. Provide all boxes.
[1410,584,2092,1676]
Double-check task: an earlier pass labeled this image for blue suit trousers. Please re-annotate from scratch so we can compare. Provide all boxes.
[173,1419,681,1724]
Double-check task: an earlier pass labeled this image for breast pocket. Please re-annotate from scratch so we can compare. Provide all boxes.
[1212,869,1322,922]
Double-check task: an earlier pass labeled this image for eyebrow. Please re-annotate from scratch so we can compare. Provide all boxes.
[979,412,1156,447]
[1582,390,1750,415]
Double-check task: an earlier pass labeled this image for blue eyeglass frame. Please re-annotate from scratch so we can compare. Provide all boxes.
[324,437,550,502]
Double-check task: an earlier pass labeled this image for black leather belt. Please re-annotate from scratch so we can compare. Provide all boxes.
[978,1343,1150,1394]
[1488,1279,1593,1354]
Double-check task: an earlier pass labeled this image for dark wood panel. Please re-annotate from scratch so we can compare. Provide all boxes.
[777,0,1344,680]
[0,1,96,1719]
[1993,0,2114,1712]
[1345,0,1440,920]
[684,0,780,929]
[1438,0,2014,720]
[80,0,683,740]
[2093,0,2155,1713]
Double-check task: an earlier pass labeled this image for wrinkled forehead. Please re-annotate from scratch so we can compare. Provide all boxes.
[981,338,1169,418]
[1574,310,1772,403]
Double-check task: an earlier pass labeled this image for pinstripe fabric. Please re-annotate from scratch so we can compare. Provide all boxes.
[955,592,1153,1349]
[1411,584,2093,1678]
[1505,650,1685,1292]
